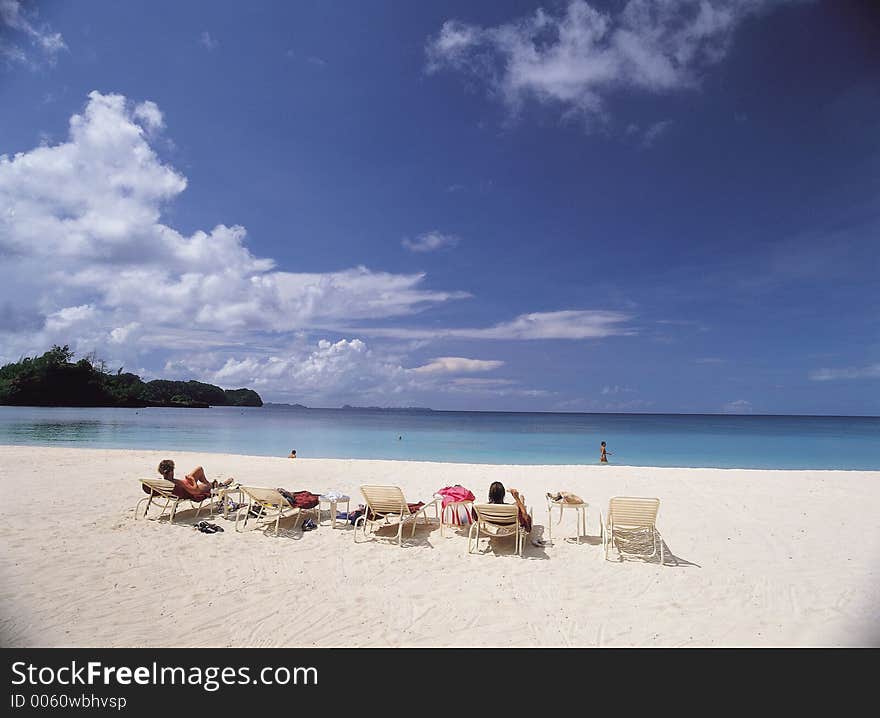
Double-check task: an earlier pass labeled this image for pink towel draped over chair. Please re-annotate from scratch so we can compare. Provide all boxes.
[436,485,475,525]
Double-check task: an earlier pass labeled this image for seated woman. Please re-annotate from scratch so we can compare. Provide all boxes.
[157,459,233,500]
[486,481,543,545]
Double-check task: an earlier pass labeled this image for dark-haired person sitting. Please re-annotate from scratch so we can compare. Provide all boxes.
[156,459,233,500]
[486,480,544,546]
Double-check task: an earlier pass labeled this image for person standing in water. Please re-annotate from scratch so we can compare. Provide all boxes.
[600,441,612,464]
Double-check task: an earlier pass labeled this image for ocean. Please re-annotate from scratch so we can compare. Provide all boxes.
[0,405,877,470]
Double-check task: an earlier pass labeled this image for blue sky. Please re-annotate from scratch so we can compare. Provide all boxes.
[0,0,878,414]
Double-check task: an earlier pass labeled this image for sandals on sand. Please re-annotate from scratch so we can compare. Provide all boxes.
[195,521,224,534]
[301,519,318,532]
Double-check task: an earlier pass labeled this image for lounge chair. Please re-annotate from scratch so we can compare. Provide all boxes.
[600,496,663,564]
[468,503,530,556]
[355,485,440,546]
[234,486,319,536]
[135,478,213,524]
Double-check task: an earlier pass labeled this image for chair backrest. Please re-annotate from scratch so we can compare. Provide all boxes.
[473,503,519,526]
[360,485,409,516]
[140,478,176,497]
[608,497,660,529]
[241,486,287,508]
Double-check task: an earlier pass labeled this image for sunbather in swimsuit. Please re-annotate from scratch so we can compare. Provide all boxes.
[156,459,233,499]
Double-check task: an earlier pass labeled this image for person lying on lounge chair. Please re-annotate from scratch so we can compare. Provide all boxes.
[157,459,233,499]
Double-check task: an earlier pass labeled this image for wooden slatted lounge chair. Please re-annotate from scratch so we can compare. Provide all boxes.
[355,485,440,546]
[600,496,663,564]
[234,486,318,536]
[135,478,213,524]
[468,503,529,557]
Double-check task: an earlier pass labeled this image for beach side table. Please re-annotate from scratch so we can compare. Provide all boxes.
[436,497,474,537]
[212,483,244,519]
[546,497,588,545]
[318,494,351,529]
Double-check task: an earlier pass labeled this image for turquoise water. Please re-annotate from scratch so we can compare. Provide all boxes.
[0,405,877,470]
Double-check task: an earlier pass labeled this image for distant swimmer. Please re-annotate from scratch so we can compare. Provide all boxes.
[600,441,612,464]
[288,449,297,459]
[398,435,402,441]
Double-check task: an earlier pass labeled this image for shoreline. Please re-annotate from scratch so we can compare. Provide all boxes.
[0,441,876,473]
[1,445,879,647]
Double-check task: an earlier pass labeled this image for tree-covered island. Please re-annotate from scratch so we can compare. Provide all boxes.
[0,345,262,408]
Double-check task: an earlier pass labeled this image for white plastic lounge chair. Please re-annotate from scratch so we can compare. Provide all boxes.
[600,496,663,564]
[135,478,213,524]
[355,485,440,546]
[468,503,529,557]
[234,486,318,536]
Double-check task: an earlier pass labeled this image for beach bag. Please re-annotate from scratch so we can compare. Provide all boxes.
[277,489,320,510]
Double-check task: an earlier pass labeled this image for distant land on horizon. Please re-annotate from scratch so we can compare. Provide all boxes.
[263,402,434,412]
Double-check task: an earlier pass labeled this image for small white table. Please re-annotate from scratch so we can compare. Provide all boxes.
[546,498,588,544]
[318,495,351,529]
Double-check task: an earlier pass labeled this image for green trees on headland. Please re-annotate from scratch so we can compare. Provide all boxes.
[0,345,263,408]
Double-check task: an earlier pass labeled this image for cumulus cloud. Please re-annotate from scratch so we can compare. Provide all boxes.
[162,340,521,404]
[809,364,880,381]
[0,90,630,405]
[0,91,470,367]
[159,338,407,404]
[426,0,789,122]
[132,100,164,132]
[410,357,504,375]
[0,0,66,67]
[402,231,461,252]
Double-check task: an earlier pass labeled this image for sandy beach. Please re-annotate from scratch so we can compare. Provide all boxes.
[1,445,878,648]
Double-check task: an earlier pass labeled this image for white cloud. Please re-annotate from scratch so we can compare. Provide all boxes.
[0,90,631,405]
[411,357,504,375]
[722,399,752,413]
[306,55,327,67]
[0,91,471,368]
[640,119,673,146]
[402,230,461,252]
[809,364,880,381]
[426,0,788,122]
[462,309,634,339]
[601,384,635,395]
[0,0,66,66]
[199,31,218,50]
[555,396,654,412]
[344,309,634,341]
[133,101,164,132]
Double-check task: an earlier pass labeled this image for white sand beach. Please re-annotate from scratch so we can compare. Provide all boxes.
[1,445,878,648]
